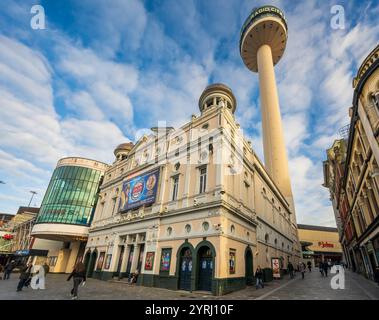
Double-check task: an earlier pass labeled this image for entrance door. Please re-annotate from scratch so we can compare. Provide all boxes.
[197,246,213,292]
[84,251,91,272]
[117,246,125,274]
[245,249,253,285]
[87,251,97,278]
[179,248,192,291]
[126,246,134,277]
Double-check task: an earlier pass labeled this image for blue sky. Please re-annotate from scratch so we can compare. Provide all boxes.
[0,0,378,226]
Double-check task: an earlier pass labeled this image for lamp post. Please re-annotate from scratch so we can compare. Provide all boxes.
[28,191,37,207]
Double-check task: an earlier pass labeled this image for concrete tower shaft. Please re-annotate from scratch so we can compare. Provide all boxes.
[240,6,296,220]
[256,44,292,200]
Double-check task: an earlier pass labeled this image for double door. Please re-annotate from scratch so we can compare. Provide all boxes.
[179,249,192,291]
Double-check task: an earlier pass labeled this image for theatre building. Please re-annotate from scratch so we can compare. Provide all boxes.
[85,84,301,295]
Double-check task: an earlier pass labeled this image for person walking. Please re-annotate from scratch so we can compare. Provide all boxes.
[319,261,324,277]
[323,260,329,277]
[43,262,50,275]
[374,266,379,286]
[255,266,264,289]
[67,262,86,300]
[287,262,294,279]
[3,260,15,280]
[307,261,312,272]
[299,262,306,280]
[16,263,33,292]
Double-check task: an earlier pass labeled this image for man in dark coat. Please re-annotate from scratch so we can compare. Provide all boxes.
[16,263,33,292]
[287,262,294,279]
[3,260,15,280]
[374,266,379,286]
[323,261,329,277]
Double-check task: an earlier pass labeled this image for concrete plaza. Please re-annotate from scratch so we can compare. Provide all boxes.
[0,269,378,300]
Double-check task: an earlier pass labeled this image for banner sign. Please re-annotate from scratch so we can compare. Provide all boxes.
[119,169,160,212]
[271,257,281,279]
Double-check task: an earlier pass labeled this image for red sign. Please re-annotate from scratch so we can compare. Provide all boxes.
[2,234,13,240]
[318,241,334,248]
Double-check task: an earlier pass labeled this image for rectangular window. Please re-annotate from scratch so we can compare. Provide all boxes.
[199,167,207,194]
[48,256,57,267]
[172,176,179,201]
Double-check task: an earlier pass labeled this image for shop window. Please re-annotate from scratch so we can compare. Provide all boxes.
[48,256,57,267]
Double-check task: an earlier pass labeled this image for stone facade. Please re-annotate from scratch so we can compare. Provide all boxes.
[85,84,301,295]
[323,44,379,281]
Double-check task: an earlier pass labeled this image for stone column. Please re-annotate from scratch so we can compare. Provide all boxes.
[109,235,121,272]
[131,244,141,273]
[119,245,130,278]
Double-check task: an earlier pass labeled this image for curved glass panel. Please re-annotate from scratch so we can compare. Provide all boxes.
[36,165,103,226]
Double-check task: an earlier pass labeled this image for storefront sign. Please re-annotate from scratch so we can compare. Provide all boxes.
[229,249,236,274]
[271,258,281,279]
[145,252,155,271]
[119,169,160,212]
[160,249,171,272]
[318,241,334,248]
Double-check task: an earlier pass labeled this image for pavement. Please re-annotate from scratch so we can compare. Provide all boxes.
[0,269,378,300]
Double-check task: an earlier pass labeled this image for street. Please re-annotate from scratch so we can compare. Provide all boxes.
[0,269,378,300]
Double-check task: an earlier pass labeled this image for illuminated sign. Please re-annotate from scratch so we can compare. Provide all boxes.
[241,5,287,37]
[119,168,160,212]
[318,241,334,248]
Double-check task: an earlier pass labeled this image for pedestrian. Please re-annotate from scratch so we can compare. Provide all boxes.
[255,266,264,289]
[67,262,86,300]
[16,263,33,292]
[307,261,312,272]
[287,262,294,279]
[3,260,15,280]
[0,264,3,280]
[299,262,306,279]
[130,269,139,284]
[323,261,329,277]
[43,262,50,275]
[319,262,324,277]
[374,266,379,287]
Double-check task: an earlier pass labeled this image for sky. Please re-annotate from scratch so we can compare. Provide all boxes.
[0,0,378,226]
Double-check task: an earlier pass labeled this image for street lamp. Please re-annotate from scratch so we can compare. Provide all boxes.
[28,191,37,207]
